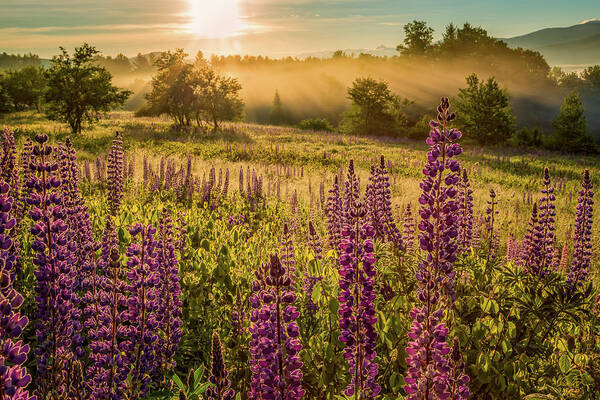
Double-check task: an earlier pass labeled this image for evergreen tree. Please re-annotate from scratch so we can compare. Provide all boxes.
[552,90,592,152]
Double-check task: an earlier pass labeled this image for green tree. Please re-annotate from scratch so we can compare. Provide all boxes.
[192,66,244,132]
[132,53,154,74]
[397,20,434,56]
[454,73,515,145]
[45,44,131,133]
[581,65,600,91]
[145,49,196,129]
[269,90,287,125]
[0,73,13,114]
[3,66,46,111]
[551,90,592,152]
[340,77,409,136]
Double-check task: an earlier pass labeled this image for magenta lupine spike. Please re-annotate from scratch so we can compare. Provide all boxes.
[506,234,520,263]
[448,338,470,399]
[88,247,130,399]
[17,139,35,223]
[343,160,360,225]
[1,129,19,203]
[207,332,235,400]
[248,254,304,400]
[366,156,403,247]
[1,181,35,400]
[457,169,473,254]
[107,132,124,216]
[27,134,83,397]
[230,289,246,337]
[366,163,384,238]
[404,98,468,399]
[402,203,416,253]
[534,167,557,276]
[280,223,296,277]
[156,209,183,370]
[338,203,380,398]
[125,224,160,397]
[566,169,594,292]
[326,176,343,250]
[485,189,499,258]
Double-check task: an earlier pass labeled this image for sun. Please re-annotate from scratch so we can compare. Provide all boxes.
[187,0,245,38]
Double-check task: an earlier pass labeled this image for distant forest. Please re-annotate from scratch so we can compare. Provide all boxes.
[2,21,600,141]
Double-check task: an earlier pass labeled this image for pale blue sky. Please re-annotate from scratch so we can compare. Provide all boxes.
[0,0,598,57]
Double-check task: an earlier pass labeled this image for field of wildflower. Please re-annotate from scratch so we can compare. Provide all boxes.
[1,98,600,399]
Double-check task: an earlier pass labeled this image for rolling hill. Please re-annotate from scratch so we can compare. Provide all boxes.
[504,20,600,67]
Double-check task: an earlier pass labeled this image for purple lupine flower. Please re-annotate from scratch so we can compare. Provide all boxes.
[307,221,322,261]
[566,169,594,292]
[16,139,35,223]
[402,203,416,253]
[366,163,384,238]
[280,223,296,277]
[156,209,183,370]
[27,134,83,397]
[0,181,35,400]
[404,98,468,399]
[534,167,557,276]
[506,234,520,263]
[366,156,403,248]
[304,221,323,316]
[337,202,380,398]
[207,332,236,400]
[107,132,124,216]
[88,246,130,399]
[448,338,470,399]
[125,224,160,397]
[248,254,304,400]
[1,129,19,203]
[457,169,473,254]
[230,289,246,337]
[485,189,499,259]
[343,160,360,226]
[326,176,343,250]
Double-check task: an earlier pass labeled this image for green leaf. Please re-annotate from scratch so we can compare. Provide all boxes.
[507,321,516,339]
[170,373,185,391]
[559,354,571,374]
[193,365,205,385]
[201,239,210,252]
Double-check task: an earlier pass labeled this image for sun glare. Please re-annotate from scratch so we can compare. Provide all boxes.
[187,0,245,38]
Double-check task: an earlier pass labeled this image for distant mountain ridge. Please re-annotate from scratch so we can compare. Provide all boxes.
[504,20,600,67]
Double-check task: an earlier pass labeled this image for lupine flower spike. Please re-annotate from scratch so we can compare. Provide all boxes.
[1,181,35,400]
[404,98,469,399]
[248,254,304,399]
[566,169,593,292]
[206,332,235,400]
[338,202,380,398]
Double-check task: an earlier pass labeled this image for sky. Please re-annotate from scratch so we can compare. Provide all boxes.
[0,0,598,58]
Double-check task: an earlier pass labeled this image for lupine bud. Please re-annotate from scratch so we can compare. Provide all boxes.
[457,169,473,253]
[206,332,235,400]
